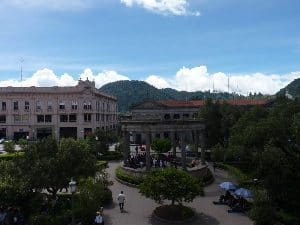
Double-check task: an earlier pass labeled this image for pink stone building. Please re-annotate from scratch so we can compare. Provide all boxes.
[0,79,118,140]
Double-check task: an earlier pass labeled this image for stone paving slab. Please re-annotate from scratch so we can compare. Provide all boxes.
[103,161,253,225]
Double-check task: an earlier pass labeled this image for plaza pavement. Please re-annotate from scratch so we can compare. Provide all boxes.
[103,161,253,225]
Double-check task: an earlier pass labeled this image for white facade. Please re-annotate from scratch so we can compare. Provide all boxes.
[0,79,118,140]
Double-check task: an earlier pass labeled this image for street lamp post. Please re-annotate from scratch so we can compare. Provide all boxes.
[69,179,77,225]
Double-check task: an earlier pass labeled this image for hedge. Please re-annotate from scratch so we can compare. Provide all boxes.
[115,166,144,185]
[98,151,123,161]
[0,152,24,161]
[215,162,251,185]
[96,160,108,170]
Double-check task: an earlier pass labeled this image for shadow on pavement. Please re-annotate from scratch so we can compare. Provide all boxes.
[148,212,220,225]
[104,201,118,210]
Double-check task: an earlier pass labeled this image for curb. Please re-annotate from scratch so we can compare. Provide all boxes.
[114,176,139,188]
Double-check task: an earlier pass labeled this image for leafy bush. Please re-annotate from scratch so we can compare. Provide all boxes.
[151,138,172,153]
[276,210,300,225]
[115,166,144,185]
[139,167,203,205]
[0,152,24,161]
[3,140,15,153]
[215,162,251,185]
[98,151,123,161]
[76,177,112,225]
[96,160,108,170]
[249,190,276,225]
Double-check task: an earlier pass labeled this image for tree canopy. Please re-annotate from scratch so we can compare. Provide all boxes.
[151,138,172,154]
[139,167,203,206]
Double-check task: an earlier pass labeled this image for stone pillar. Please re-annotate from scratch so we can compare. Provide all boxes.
[171,131,176,156]
[195,130,199,154]
[145,131,151,171]
[200,131,205,164]
[180,132,187,171]
[123,129,130,162]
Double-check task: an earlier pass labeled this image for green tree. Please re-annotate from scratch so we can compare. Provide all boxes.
[18,138,29,151]
[249,190,276,225]
[151,138,172,154]
[77,177,112,225]
[18,137,97,199]
[139,167,203,206]
[4,140,15,153]
[93,128,118,155]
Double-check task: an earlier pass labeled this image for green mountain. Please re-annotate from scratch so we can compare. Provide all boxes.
[277,78,300,98]
[99,80,242,112]
[100,80,173,112]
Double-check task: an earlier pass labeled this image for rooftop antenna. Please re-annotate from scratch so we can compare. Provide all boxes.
[20,57,24,87]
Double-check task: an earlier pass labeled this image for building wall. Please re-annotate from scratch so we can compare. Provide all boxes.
[0,79,118,140]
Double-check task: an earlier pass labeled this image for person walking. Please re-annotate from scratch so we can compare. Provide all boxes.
[117,191,126,213]
[94,211,104,225]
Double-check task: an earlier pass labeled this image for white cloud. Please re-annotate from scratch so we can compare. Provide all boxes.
[0,68,129,88]
[79,68,130,88]
[120,0,200,16]
[145,65,300,95]
[0,66,299,95]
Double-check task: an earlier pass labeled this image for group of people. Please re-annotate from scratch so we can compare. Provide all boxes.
[94,191,126,225]
[213,191,250,213]
[0,206,24,225]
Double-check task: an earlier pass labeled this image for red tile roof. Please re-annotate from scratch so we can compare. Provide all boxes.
[157,99,268,107]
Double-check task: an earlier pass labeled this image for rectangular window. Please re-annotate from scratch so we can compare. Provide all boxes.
[47,102,52,111]
[36,101,41,111]
[37,115,44,123]
[13,101,18,110]
[59,102,65,110]
[84,114,91,122]
[183,114,190,119]
[84,102,92,110]
[25,101,30,110]
[101,114,104,121]
[96,113,100,122]
[69,114,77,122]
[1,102,6,111]
[22,114,29,122]
[0,115,6,123]
[14,114,21,123]
[71,101,78,110]
[45,115,52,123]
[60,115,68,122]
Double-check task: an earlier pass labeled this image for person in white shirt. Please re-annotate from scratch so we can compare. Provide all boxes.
[94,211,104,225]
[117,191,126,212]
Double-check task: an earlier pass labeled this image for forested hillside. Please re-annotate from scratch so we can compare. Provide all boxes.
[100,80,242,112]
[277,78,300,97]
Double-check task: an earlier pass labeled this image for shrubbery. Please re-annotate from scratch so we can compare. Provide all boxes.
[115,166,144,185]
[98,151,123,161]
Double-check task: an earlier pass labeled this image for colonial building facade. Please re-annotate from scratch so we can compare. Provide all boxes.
[120,99,269,170]
[0,79,118,140]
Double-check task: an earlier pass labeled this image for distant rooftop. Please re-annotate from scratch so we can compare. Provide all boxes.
[157,99,269,108]
[0,78,116,100]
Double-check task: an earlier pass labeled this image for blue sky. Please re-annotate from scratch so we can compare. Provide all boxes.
[0,0,299,94]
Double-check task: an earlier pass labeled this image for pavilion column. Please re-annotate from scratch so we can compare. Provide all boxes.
[123,129,130,162]
[180,132,187,171]
[200,131,205,164]
[195,130,199,154]
[171,131,176,156]
[145,131,151,171]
